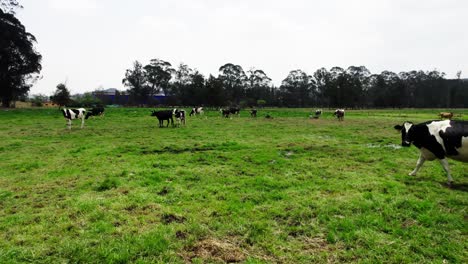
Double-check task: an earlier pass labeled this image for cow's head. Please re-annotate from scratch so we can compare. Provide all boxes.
[151,110,157,116]
[394,121,414,147]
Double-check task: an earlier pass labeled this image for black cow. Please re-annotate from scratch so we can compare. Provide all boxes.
[62,108,86,129]
[334,109,345,121]
[189,107,203,116]
[151,110,174,127]
[250,109,257,117]
[220,109,231,118]
[220,107,240,118]
[394,120,468,185]
[85,107,105,119]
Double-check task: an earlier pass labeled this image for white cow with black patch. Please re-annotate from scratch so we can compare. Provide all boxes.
[394,120,468,185]
[189,107,203,116]
[62,108,86,129]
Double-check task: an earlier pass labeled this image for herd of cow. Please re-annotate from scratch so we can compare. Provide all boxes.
[60,106,467,186]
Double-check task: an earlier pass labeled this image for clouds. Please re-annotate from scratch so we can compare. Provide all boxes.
[17,0,468,94]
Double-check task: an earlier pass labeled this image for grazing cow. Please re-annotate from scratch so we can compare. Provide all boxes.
[151,110,174,127]
[250,108,257,117]
[312,109,322,119]
[394,120,468,185]
[189,107,204,116]
[173,109,186,127]
[438,112,453,120]
[220,108,231,118]
[62,108,86,129]
[334,109,345,121]
[85,107,105,119]
[220,107,240,118]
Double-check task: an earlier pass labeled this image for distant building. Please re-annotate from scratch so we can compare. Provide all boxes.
[92,88,166,105]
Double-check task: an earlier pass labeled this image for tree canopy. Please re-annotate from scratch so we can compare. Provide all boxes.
[0,2,42,107]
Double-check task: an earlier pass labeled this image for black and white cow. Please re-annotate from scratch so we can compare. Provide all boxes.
[394,120,468,185]
[85,107,105,119]
[220,108,231,118]
[173,108,186,127]
[220,107,240,118]
[334,109,345,121]
[250,108,257,117]
[312,109,322,119]
[62,108,86,129]
[151,110,174,127]
[189,107,204,116]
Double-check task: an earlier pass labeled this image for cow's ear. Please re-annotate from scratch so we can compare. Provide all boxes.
[394,125,403,130]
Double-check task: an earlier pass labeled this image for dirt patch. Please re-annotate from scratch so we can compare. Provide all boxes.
[184,238,246,263]
[161,213,185,224]
[401,219,418,228]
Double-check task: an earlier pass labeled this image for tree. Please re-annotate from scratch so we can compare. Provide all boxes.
[246,68,272,106]
[30,93,48,107]
[279,69,315,107]
[51,83,71,107]
[144,59,174,97]
[313,68,332,106]
[122,61,150,105]
[172,63,193,105]
[0,0,22,14]
[0,6,42,107]
[218,63,246,104]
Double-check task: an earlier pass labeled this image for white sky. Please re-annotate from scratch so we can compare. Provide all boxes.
[18,0,468,95]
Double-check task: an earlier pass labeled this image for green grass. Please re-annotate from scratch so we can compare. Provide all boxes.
[0,107,467,263]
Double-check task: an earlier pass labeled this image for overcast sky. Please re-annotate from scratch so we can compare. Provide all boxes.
[18,0,468,95]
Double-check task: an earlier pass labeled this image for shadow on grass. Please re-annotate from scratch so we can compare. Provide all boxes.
[445,182,468,192]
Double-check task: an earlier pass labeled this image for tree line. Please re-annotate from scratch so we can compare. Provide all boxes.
[122,60,468,108]
[1,0,467,109]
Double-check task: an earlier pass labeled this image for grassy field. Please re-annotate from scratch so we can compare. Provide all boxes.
[0,108,467,263]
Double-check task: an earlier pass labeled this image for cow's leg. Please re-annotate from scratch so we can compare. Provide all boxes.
[81,117,85,128]
[438,159,453,185]
[409,154,426,176]
[67,119,71,130]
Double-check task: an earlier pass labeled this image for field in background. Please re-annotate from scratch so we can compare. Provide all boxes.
[0,108,467,263]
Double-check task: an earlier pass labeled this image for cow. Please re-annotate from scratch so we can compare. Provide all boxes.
[250,108,257,117]
[151,110,174,127]
[189,107,204,116]
[220,107,240,118]
[334,109,345,121]
[394,120,468,185]
[438,112,453,120]
[173,108,186,127]
[220,108,231,118]
[85,107,105,119]
[62,108,86,129]
[312,109,322,119]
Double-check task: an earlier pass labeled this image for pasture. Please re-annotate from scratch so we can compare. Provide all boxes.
[0,108,467,263]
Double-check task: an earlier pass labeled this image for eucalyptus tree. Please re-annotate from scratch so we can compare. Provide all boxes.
[279,69,315,107]
[122,61,150,105]
[144,59,174,97]
[218,63,246,104]
[172,63,193,105]
[246,68,272,106]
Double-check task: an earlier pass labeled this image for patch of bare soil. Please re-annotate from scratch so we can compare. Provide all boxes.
[184,238,246,263]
